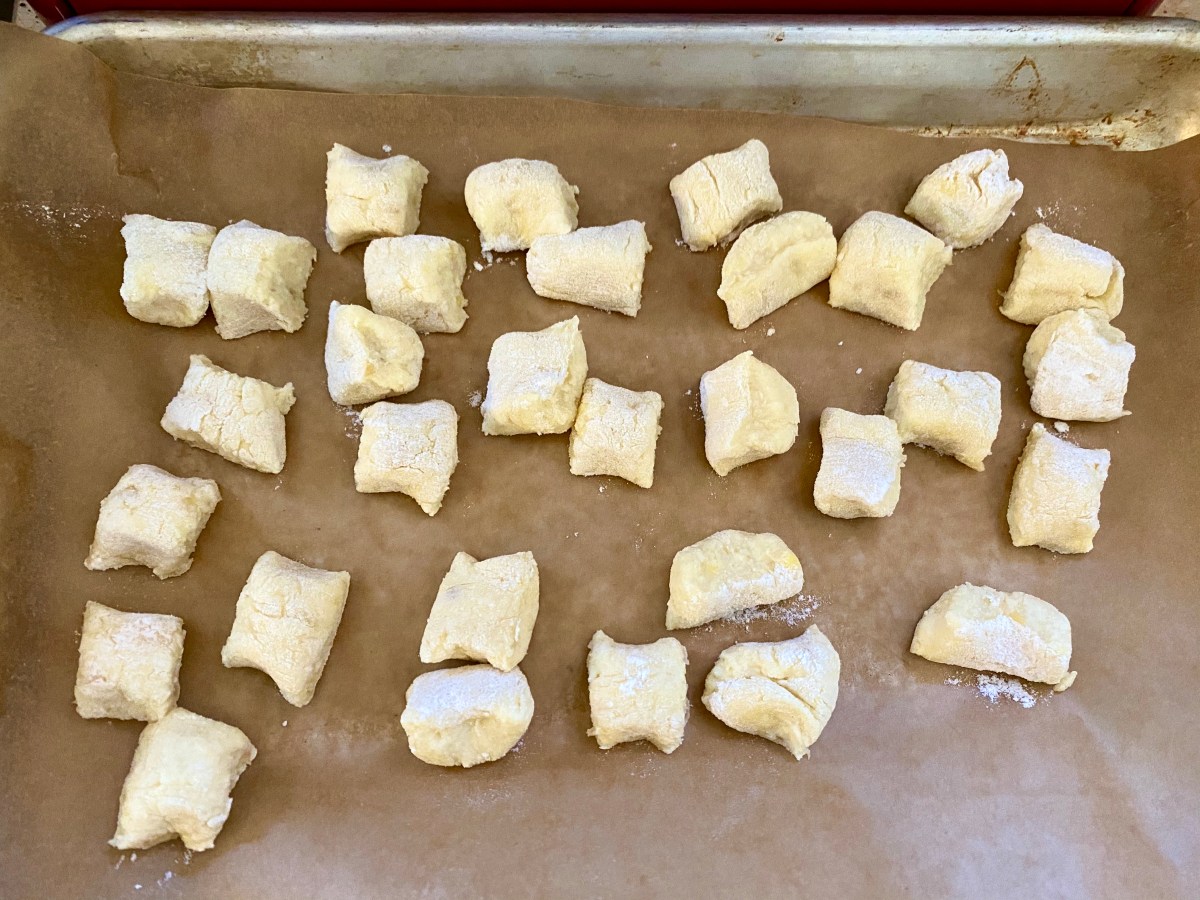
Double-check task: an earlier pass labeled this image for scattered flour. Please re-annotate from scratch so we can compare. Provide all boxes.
[1054,421,1070,434]
[976,674,1037,708]
[467,390,483,408]
[472,261,484,272]
[382,143,392,154]
[341,407,362,438]
[837,340,844,347]
[766,327,776,337]
[713,594,822,631]
[598,485,606,494]
[674,238,688,248]
[281,720,288,728]
[855,367,863,375]
[944,675,962,686]
[157,872,174,888]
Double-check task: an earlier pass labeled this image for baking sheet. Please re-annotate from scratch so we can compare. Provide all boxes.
[1,21,1198,899]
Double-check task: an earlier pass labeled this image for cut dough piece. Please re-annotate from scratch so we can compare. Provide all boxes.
[526,220,652,317]
[1024,309,1135,422]
[884,360,1002,471]
[910,583,1075,689]
[814,408,905,519]
[1001,224,1124,324]
[325,301,424,406]
[110,708,256,853]
[481,316,588,435]
[700,350,798,476]
[827,211,952,330]
[702,625,840,761]
[120,214,216,327]
[325,143,428,253]
[400,664,534,768]
[420,550,540,672]
[364,235,468,334]
[569,378,663,489]
[354,399,459,515]
[670,139,783,251]
[75,601,184,722]
[1008,423,1110,554]
[161,354,296,474]
[904,149,1024,249]
[221,551,352,707]
[207,220,316,340]
[464,158,579,252]
[587,630,689,753]
[85,463,221,579]
[667,529,805,630]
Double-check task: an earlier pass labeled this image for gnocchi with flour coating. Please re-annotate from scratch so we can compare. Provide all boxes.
[354,400,459,516]
[568,378,663,489]
[904,149,1023,249]
[1024,308,1135,422]
[526,221,652,317]
[700,350,798,477]
[587,631,689,754]
[325,143,428,253]
[465,158,578,252]
[206,220,316,340]
[670,139,782,251]
[814,408,905,519]
[75,601,184,722]
[119,214,216,327]
[481,317,588,436]
[884,360,1002,471]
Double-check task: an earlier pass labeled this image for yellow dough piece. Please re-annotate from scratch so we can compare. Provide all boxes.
[324,301,424,406]
[1023,308,1135,422]
[206,220,316,340]
[884,360,1002,471]
[568,378,663,489]
[464,158,579,252]
[1001,223,1124,324]
[119,214,216,327]
[670,139,783,251]
[364,235,468,334]
[354,399,459,516]
[75,601,184,721]
[481,316,588,436]
[904,149,1024,249]
[814,408,905,519]
[526,220,652,317]
[700,350,798,476]
[324,143,428,253]
[587,630,689,754]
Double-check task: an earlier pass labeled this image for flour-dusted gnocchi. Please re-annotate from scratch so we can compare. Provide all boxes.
[75,602,184,722]
[325,301,424,406]
[702,625,841,761]
[464,158,579,252]
[120,214,216,327]
[1024,309,1135,422]
[325,143,428,252]
[1001,224,1124,324]
[206,220,316,340]
[904,149,1024,249]
[481,316,588,436]
[814,408,905,519]
[221,551,352,707]
[354,399,459,515]
[884,360,1002,471]
[526,220,652,317]
[670,139,783,251]
[568,378,663,489]
[85,463,221,579]
[587,631,689,754]
[700,350,798,476]
[364,235,469,334]
[161,355,296,474]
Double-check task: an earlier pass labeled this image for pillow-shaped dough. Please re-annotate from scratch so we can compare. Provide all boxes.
[1024,309,1135,422]
[904,149,1023,249]
[364,235,468,334]
[700,350,798,476]
[667,529,804,630]
[325,143,428,253]
[814,408,905,519]
[207,220,316,340]
[568,378,663,489]
[464,158,578,252]
[481,316,588,436]
[325,301,424,406]
[354,399,459,516]
[702,625,840,760]
[670,139,783,251]
[526,220,652,317]
[120,214,216,327]
[884,360,1002,471]
[587,630,689,754]
[75,601,184,722]
[1001,224,1124,324]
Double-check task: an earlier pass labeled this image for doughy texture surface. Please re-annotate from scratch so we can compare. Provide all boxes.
[587,631,689,753]
[700,350,798,476]
[814,408,905,519]
[1001,224,1124,325]
[363,235,468,334]
[568,378,663,488]
[669,139,783,251]
[354,399,459,515]
[526,220,652,317]
[324,301,424,406]
[464,158,579,252]
[1024,309,1135,422]
[119,214,216,327]
[904,149,1024,249]
[206,220,316,340]
[324,143,428,253]
[481,316,588,435]
[884,360,1002,471]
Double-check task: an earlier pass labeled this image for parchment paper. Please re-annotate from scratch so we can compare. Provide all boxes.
[1,22,1197,899]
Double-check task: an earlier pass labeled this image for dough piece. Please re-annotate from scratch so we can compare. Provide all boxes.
[75,601,184,721]
[568,378,663,489]
[1023,309,1135,422]
[325,301,424,406]
[884,360,1002,471]
[161,354,296,474]
[119,214,216,327]
[526,220,652,317]
[110,708,256,853]
[1008,423,1110,554]
[325,143,428,253]
[1001,224,1124,324]
[702,625,840,761]
[400,664,534,768]
[827,211,952,330]
[464,159,579,252]
[718,211,837,329]
[221,551,352,707]
[910,583,1076,689]
[670,139,783,251]
[904,149,1024,249]
[354,399,459,515]
[481,316,588,435]
[814,408,905,519]
[85,464,221,579]
[207,220,316,340]
[666,529,805,630]
[700,350,799,476]
[363,235,468,334]
[420,551,539,671]
[587,631,689,753]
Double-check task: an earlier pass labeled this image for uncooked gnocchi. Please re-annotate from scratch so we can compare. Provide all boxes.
[464,158,579,252]
[1001,224,1124,324]
[700,350,798,476]
[75,601,184,722]
[364,235,469,334]
[325,143,428,252]
[525,220,652,317]
[325,300,424,406]
[884,360,1002,471]
[670,139,783,251]
[814,408,905,519]
[904,149,1023,249]
[568,378,663,489]
[354,399,459,516]
[206,220,316,340]
[587,630,689,754]
[119,214,216,327]
[1024,308,1135,422]
[481,316,588,436]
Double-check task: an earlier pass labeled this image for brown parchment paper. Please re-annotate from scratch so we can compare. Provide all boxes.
[1,22,1198,899]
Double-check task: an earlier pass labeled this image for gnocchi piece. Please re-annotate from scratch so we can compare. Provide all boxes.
[904,149,1024,249]
[464,158,579,252]
[718,211,837,329]
[910,583,1076,690]
[670,139,783,251]
[1001,224,1124,324]
[827,211,952,330]
[1008,423,1110,555]
[161,354,296,474]
[481,316,588,436]
[110,708,256,853]
[702,625,840,761]
[568,378,663,489]
[700,350,799,476]
[667,529,805,630]
[400,664,534,768]
[420,551,540,672]
[119,214,216,327]
[75,601,184,722]
[884,360,1002,471]
[526,220,652,317]
[814,408,905,519]
[1023,309,1135,422]
[221,551,352,707]
[325,143,428,253]
[587,631,689,754]
[85,463,221,579]
[363,235,468,334]
[206,220,316,340]
[325,301,424,406]
[354,399,459,515]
